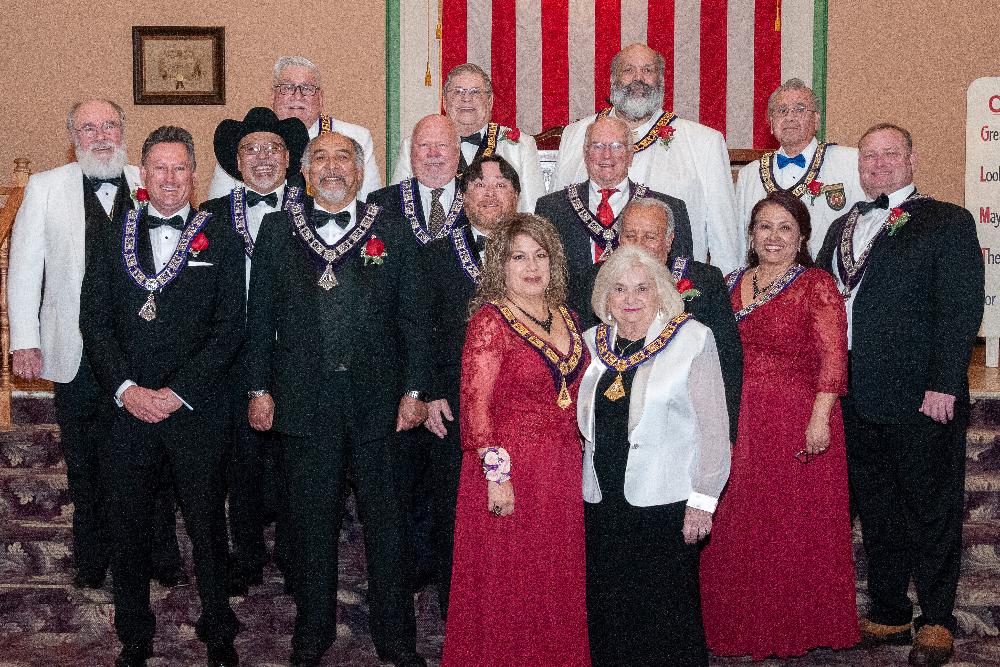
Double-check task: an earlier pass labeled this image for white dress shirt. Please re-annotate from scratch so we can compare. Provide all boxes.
[587,177,630,262]
[115,203,195,409]
[459,124,488,165]
[92,181,119,217]
[314,201,356,245]
[417,180,456,226]
[834,184,916,348]
[242,184,285,294]
[470,224,488,261]
[773,137,818,189]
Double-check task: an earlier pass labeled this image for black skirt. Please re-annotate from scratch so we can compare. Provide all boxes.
[585,364,708,667]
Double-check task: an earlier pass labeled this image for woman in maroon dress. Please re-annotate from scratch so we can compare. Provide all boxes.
[442,213,591,666]
[699,191,859,659]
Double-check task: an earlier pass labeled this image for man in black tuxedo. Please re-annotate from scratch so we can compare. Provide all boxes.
[421,154,520,616]
[575,196,743,441]
[534,114,693,318]
[245,131,431,667]
[80,126,243,667]
[816,123,984,667]
[368,113,466,591]
[200,107,309,595]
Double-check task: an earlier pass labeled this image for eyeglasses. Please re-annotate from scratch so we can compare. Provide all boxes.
[238,141,287,156]
[446,86,488,99]
[586,141,628,154]
[772,104,815,118]
[74,121,122,138]
[273,83,320,97]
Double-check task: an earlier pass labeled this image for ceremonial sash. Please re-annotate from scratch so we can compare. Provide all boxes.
[758,142,832,197]
[448,225,482,284]
[726,264,807,323]
[566,182,648,257]
[230,185,304,258]
[492,302,584,410]
[288,202,381,290]
[399,178,465,245]
[595,313,691,401]
[597,107,677,154]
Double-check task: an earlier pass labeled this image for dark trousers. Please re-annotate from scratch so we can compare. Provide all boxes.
[281,378,416,659]
[225,391,283,576]
[52,355,109,576]
[400,426,436,588]
[842,395,967,633]
[103,408,238,645]
[428,391,463,618]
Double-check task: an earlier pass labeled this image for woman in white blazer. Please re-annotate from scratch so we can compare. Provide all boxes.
[578,245,731,667]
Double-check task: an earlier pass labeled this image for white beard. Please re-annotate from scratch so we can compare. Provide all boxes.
[609,80,665,122]
[76,142,128,180]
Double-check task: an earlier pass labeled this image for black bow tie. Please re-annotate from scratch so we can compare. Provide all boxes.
[245,190,279,208]
[461,132,482,146]
[857,193,890,215]
[146,214,186,230]
[88,175,123,192]
[473,234,488,252]
[312,210,352,229]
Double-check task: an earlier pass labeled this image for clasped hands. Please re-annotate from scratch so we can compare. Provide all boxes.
[121,386,182,423]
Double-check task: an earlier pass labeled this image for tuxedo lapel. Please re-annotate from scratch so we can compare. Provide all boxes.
[67,168,88,257]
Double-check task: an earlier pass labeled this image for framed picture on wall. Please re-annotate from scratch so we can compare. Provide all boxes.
[132,26,225,105]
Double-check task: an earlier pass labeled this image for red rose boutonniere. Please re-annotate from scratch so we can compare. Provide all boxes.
[363,235,387,265]
[886,207,910,236]
[502,127,521,144]
[676,277,701,301]
[806,179,824,205]
[131,187,149,208]
[189,232,209,258]
[658,124,676,149]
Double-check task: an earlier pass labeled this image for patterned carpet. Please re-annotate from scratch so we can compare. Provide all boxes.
[2,395,1000,666]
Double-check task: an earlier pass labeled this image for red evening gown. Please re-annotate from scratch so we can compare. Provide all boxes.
[699,267,860,660]
[442,304,591,667]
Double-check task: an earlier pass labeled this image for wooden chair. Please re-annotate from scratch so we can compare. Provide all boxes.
[0,158,33,430]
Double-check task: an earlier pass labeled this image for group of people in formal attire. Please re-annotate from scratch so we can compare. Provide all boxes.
[8,43,984,667]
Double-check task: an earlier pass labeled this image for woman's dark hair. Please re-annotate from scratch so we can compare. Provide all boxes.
[747,191,814,268]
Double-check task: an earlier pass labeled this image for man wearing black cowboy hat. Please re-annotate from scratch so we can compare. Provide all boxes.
[200,107,309,596]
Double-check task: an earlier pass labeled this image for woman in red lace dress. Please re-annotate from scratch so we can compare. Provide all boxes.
[699,191,859,659]
[442,213,591,667]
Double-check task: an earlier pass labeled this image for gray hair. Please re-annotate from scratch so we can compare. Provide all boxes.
[300,132,364,173]
[583,115,631,147]
[444,63,493,96]
[766,78,818,116]
[141,126,196,170]
[66,99,126,133]
[592,245,683,325]
[620,196,675,239]
[273,55,323,88]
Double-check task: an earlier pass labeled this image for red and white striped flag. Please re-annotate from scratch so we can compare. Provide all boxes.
[427,0,828,149]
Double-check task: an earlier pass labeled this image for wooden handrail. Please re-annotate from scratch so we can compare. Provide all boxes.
[0,158,32,430]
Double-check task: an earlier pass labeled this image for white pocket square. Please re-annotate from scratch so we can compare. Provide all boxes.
[188,261,214,267]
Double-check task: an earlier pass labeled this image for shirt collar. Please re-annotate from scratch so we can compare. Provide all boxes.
[246,183,285,202]
[308,119,321,139]
[589,177,630,201]
[146,203,191,221]
[314,200,355,218]
[613,108,664,139]
[886,184,917,209]
[417,179,457,199]
[778,136,818,162]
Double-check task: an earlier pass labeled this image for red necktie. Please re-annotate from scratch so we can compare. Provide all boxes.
[594,188,619,262]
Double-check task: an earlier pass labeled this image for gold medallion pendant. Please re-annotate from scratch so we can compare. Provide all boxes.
[603,373,626,401]
[138,292,157,321]
[557,377,573,410]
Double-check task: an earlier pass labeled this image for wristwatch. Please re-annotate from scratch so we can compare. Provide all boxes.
[405,390,428,402]
[248,389,270,399]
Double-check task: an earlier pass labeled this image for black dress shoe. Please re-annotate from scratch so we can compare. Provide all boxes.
[73,569,106,589]
[115,641,152,667]
[153,568,189,587]
[206,640,239,666]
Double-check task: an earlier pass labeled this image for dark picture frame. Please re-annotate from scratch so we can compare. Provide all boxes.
[132,26,225,105]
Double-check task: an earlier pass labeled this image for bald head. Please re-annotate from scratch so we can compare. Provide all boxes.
[411,114,461,188]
